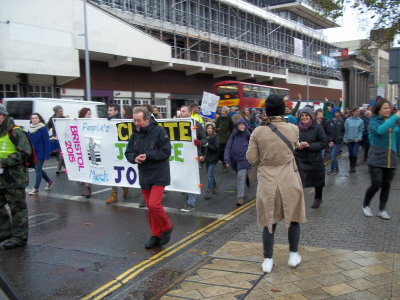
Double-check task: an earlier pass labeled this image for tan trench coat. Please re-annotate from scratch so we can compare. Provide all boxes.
[246,119,306,233]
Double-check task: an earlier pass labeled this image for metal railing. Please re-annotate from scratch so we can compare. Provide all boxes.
[172,47,287,75]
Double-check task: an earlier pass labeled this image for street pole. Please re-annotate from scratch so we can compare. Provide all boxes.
[306,37,315,105]
[307,48,309,105]
[83,0,91,101]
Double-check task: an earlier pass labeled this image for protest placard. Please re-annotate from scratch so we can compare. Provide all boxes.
[54,118,201,194]
[200,91,220,119]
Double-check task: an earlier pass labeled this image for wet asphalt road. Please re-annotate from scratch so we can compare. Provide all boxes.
[0,155,258,300]
[0,147,342,300]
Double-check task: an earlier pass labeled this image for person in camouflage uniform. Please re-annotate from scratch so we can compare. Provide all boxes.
[0,103,31,249]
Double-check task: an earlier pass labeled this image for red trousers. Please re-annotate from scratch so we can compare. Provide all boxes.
[141,186,171,238]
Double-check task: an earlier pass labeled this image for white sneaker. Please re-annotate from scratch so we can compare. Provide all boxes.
[261,258,273,273]
[29,188,39,195]
[362,206,373,217]
[45,180,54,190]
[378,211,391,220]
[288,252,302,267]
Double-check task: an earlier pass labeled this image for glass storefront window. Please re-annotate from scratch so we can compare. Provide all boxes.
[29,85,53,98]
[0,83,19,99]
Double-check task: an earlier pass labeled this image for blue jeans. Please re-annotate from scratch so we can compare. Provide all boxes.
[347,142,360,158]
[186,193,196,207]
[330,143,340,171]
[34,160,51,189]
[206,163,217,190]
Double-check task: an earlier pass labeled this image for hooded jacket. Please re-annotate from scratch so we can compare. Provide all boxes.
[343,116,364,143]
[125,119,171,189]
[367,114,400,169]
[327,107,346,144]
[224,118,251,170]
[323,101,342,120]
[295,120,327,188]
[0,117,31,189]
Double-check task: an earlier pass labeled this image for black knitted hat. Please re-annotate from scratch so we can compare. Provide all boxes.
[265,94,285,116]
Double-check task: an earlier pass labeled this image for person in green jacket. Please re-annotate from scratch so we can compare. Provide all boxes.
[323,97,343,120]
[362,100,400,220]
[215,106,234,173]
[0,104,32,249]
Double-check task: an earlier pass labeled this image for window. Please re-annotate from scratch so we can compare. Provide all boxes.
[259,87,273,98]
[29,85,53,98]
[0,83,19,99]
[155,98,167,118]
[243,84,261,98]
[216,84,239,99]
[114,98,132,112]
[157,106,167,118]
[97,105,108,118]
[276,89,289,98]
[133,99,151,106]
[5,101,33,120]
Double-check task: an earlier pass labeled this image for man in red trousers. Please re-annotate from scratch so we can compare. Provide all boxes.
[125,107,173,248]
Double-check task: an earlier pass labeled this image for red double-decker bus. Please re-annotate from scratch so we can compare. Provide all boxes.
[214,81,289,110]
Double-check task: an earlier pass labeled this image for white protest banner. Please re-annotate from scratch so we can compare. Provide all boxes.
[294,38,303,57]
[200,91,220,119]
[54,118,201,194]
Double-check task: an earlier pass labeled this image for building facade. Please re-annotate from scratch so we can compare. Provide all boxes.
[0,0,344,117]
[334,39,399,108]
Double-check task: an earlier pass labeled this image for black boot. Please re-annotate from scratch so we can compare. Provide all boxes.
[350,157,356,172]
[82,186,91,198]
[145,236,161,248]
[311,198,322,209]
[160,226,173,246]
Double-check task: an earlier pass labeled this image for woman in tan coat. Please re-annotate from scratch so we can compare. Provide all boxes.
[246,94,306,274]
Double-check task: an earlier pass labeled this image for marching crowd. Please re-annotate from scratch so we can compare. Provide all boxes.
[0,93,399,279]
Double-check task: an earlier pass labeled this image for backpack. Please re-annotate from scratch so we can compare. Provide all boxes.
[8,125,38,168]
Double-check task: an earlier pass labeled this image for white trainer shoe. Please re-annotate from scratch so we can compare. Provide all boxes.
[29,188,39,195]
[288,252,302,267]
[261,258,273,273]
[362,206,373,217]
[378,211,391,220]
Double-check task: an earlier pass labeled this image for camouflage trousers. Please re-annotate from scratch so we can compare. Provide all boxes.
[0,188,28,245]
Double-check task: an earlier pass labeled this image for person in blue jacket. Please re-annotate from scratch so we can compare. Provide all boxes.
[343,107,364,172]
[224,118,252,206]
[362,100,400,220]
[28,113,53,195]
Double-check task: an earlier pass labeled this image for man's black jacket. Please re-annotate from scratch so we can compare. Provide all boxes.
[125,119,171,189]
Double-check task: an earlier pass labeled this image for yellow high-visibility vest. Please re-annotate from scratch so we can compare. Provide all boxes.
[0,131,17,159]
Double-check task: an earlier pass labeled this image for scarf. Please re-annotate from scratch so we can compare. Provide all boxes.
[298,119,313,132]
[29,122,46,134]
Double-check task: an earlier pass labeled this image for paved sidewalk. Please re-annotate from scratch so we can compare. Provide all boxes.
[158,153,400,299]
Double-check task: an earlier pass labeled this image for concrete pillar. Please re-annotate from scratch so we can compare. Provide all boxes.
[363,74,369,104]
[349,68,356,109]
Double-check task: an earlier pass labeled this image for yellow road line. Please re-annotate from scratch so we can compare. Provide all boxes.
[82,199,256,300]
[324,153,345,166]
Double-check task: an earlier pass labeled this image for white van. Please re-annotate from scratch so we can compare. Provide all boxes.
[2,98,108,131]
